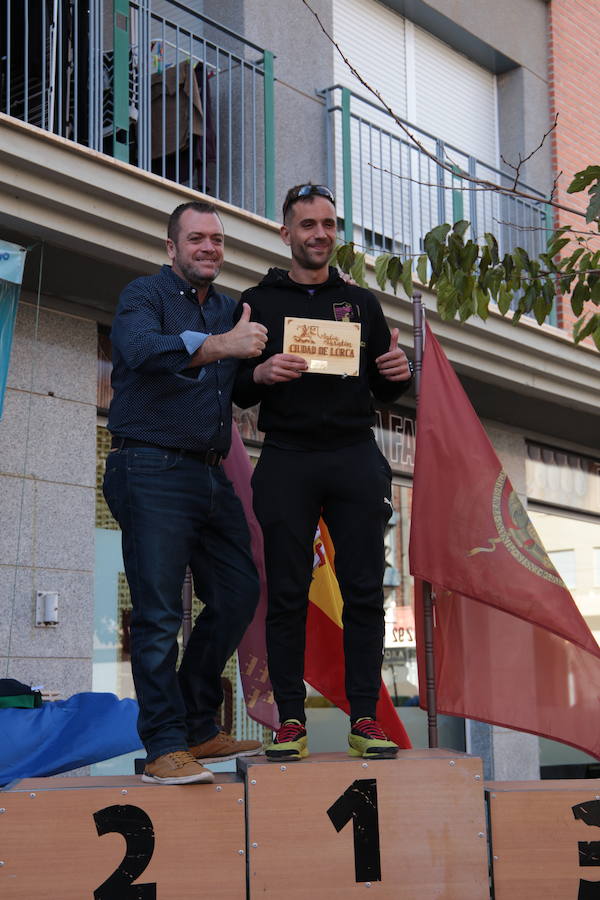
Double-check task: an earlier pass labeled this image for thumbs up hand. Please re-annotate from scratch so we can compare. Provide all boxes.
[226,303,268,358]
[375,328,412,382]
[239,302,252,323]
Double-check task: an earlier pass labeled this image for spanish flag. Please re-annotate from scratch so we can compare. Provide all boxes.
[305,523,411,748]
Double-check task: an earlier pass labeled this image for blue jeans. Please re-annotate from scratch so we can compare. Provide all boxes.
[103,446,259,761]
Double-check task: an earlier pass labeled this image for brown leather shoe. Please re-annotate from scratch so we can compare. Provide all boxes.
[142,750,215,784]
[189,731,263,763]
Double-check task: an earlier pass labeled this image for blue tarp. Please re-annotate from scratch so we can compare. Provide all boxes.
[0,692,143,785]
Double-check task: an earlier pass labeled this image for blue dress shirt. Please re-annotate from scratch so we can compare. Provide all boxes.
[107,265,238,453]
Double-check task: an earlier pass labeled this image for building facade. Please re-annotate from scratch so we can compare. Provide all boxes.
[1,0,599,778]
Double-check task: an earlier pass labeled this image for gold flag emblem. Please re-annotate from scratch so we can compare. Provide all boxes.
[468,471,564,586]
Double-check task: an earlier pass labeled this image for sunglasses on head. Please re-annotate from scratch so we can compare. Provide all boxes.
[283,184,335,219]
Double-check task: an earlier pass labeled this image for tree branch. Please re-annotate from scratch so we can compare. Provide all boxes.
[301,0,588,220]
[501,114,559,190]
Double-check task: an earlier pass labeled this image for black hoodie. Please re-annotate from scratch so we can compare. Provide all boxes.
[233,267,412,450]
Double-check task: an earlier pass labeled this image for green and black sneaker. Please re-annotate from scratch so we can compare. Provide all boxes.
[265,719,309,761]
[348,718,399,759]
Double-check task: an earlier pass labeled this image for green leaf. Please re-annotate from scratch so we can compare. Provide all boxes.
[453,269,468,295]
[448,233,465,269]
[591,279,600,304]
[416,254,428,285]
[573,313,599,343]
[533,292,547,326]
[458,299,473,322]
[522,285,537,313]
[546,237,571,258]
[453,220,470,238]
[562,247,585,272]
[437,280,458,320]
[567,166,600,194]
[401,258,413,299]
[423,226,449,274]
[349,252,368,288]
[497,285,512,315]
[513,247,530,271]
[479,246,491,280]
[475,285,489,320]
[487,268,503,302]
[538,253,558,273]
[571,279,590,316]
[387,256,403,295]
[461,241,479,273]
[501,252,514,279]
[484,233,500,265]
[335,242,355,272]
[427,223,452,245]
[542,279,556,309]
[586,183,600,223]
[374,253,392,291]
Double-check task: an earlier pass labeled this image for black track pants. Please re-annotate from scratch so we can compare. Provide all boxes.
[251,439,393,724]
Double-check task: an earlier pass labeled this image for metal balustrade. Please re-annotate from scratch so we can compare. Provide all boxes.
[1,0,275,218]
[323,85,550,261]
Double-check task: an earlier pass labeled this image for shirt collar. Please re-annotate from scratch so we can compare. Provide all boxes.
[160,264,217,304]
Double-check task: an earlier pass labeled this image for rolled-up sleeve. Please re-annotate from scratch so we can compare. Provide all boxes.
[111,282,195,373]
[180,330,209,355]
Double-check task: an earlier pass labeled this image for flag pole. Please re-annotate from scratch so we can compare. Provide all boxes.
[412,292,439,749]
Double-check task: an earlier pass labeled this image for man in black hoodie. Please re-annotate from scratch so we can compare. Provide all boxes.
[234,184,413,760]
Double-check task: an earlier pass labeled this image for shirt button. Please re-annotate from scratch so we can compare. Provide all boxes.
[220,421,224,427]
[179,291,184,295]
[218,390,222,395]
[217,360,221,364]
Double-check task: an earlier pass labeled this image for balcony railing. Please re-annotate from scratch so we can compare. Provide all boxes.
[1,0,275,218]
[323,85,549,261]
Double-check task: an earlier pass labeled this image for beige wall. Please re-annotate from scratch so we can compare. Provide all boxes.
[0,298,97,696]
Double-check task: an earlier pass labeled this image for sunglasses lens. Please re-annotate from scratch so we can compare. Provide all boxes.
[283,185,335,218]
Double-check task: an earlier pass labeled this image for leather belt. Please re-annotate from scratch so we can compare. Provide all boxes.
[111,437,223,466]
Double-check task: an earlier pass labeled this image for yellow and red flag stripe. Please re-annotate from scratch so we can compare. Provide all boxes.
[305,523,411,748]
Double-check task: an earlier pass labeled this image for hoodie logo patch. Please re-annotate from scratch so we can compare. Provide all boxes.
[333,301,355,322]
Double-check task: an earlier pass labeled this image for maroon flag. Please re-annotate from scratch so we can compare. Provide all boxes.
[223,425,279,730]
[409,323,600,758]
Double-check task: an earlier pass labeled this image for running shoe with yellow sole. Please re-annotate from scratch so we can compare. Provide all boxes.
[348,718,399,759]
[265,719,309,761]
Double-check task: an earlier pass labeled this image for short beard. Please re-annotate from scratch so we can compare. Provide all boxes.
[176,258,220,288]
[293,246,332,270]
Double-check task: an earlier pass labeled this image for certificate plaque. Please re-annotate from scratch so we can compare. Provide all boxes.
[282,316,361,376]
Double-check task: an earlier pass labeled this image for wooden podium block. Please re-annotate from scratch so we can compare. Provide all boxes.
[240,749,489,899]
[487,779,600,899]
[0,774,246,899]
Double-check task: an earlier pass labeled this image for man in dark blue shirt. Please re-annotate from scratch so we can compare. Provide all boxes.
[103,201,267,784]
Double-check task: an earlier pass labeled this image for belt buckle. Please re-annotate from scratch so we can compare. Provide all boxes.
[205,449,221,466]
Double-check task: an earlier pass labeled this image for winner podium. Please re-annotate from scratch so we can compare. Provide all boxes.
[0,748,490,899]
